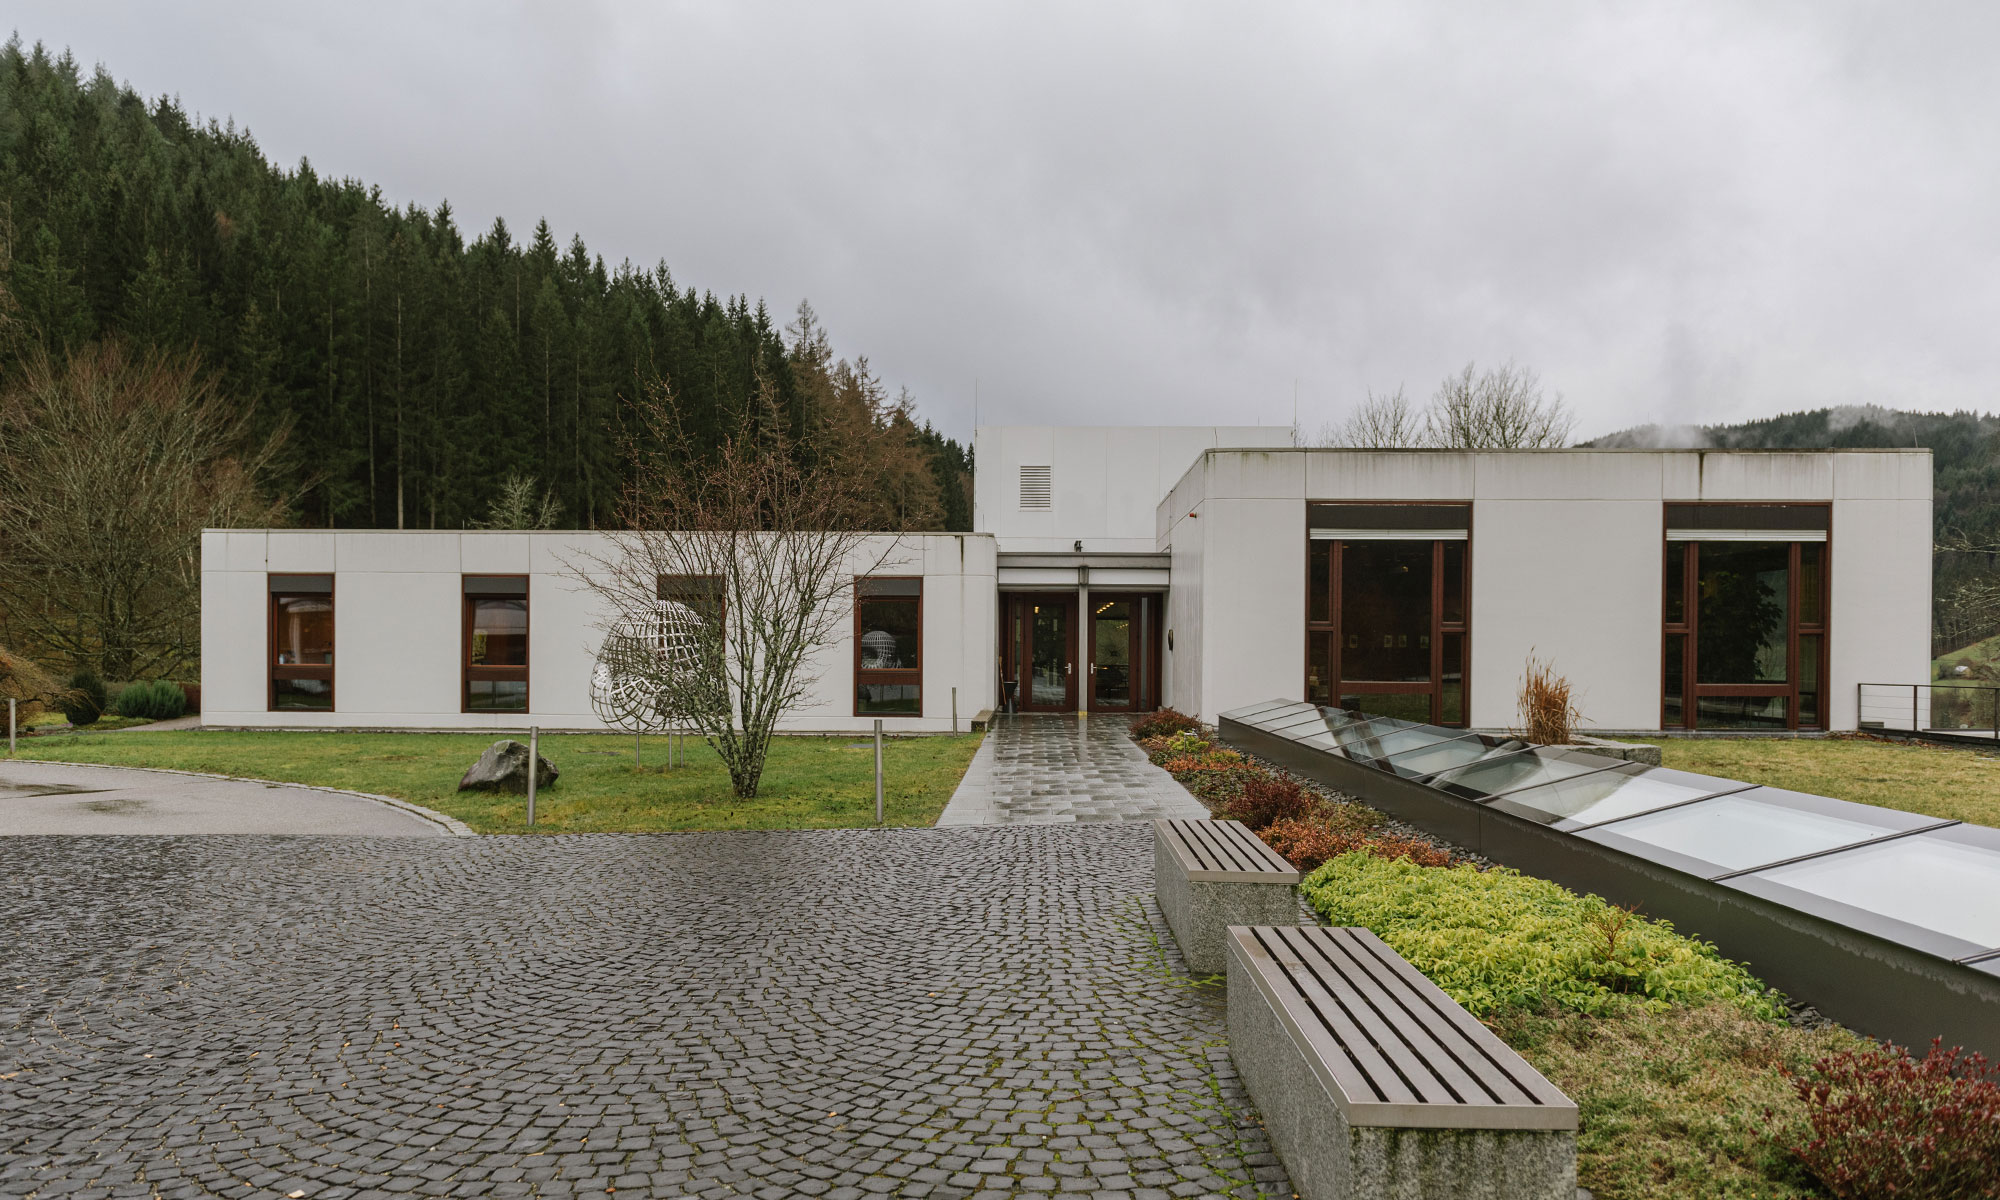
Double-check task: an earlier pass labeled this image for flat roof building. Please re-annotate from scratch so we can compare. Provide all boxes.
[201,430,1931,735]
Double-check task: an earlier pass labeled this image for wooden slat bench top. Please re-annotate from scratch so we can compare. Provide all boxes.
[1229,924,1578,1131]
[1157,819,1300,883]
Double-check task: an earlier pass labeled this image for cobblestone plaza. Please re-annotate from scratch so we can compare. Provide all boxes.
[1,826,1290,1199]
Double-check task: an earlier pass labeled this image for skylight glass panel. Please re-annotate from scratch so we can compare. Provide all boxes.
[1579,788,1912,875]
[1427,748,1623,801]
[1221,700,1303,724]
[1487,764,1748,828]
[1339,725,1466,764]
[1378,732,1527,780]
[1746,831,2000,951]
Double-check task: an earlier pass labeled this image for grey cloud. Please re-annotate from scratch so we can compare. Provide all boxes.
[13,1,2000,439]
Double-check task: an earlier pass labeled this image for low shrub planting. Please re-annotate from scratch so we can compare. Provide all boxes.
[1787,1038,2000,1199]
[1130,707,1200,740]
[112,679,188,721]
[1217,771,1315,829]
[1299,853,1782,1019]
[60,670,106,727]
[1263,816,1452,872]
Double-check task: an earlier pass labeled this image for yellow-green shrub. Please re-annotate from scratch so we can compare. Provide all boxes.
[1300,853,1783,1020]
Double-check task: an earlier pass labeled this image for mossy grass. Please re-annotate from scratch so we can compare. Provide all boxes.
[7,728,983,833]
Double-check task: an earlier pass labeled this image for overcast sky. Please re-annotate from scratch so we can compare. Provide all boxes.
[15,2,2000,441]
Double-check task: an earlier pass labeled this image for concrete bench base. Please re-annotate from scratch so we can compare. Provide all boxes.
[1230,970,1576,1198]
[1154,819,1300,974]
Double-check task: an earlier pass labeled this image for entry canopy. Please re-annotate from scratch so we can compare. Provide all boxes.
[1217,700,2000,966]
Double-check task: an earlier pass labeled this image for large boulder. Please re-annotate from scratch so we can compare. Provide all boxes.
[457,739,559,793]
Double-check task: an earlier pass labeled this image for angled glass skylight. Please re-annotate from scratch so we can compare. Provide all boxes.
[1728,825,2000,958]
[1375,731,1527,780]
[1484,763,1749,829]
[1575,786,1945,878]
[1426,747,1627,802]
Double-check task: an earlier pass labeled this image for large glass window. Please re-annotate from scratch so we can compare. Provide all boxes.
[270,574,334,711]
[464,576,529,712]
[856,577,921,716]
[1305,504,1471,726]
[1662,505,1828,730]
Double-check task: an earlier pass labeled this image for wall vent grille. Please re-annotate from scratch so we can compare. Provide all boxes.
[1019,464,1052,510]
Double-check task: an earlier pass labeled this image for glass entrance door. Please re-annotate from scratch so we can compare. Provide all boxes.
[1025,596,1075,711]
[1091,598,1133,710]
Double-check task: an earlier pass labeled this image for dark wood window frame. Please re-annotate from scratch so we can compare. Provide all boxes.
[1661,503,1831,731]
[463,575,530,714]
[855,576,923,717]
[269,574,335,712]
[1304,502,1472,727]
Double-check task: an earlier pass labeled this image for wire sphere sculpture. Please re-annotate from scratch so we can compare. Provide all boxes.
[589,600,706,734]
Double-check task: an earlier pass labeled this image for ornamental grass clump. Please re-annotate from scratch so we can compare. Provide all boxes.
[1787,1038,2000,1199]
[1520,650,1582,745]
[1299,853,1782,1019]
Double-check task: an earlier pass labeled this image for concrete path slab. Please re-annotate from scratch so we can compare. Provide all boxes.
[0,760,458,836]
[937,713,1210,825]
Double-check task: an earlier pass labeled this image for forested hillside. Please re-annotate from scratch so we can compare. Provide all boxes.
[1590,406,2000,656]
[0,39,972,532]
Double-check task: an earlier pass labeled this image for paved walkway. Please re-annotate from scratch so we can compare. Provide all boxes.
[0,761,458,836]
[0,825,1288,1198]
[937,716,1210,826]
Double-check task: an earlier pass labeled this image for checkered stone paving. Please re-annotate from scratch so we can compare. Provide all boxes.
[0,825,1289,1199]
[937,718,1209,826]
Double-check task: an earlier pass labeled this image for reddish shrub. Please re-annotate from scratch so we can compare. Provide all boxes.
[1260,816,1453,873]
[1131,708,1201,740]
[1789,1038,2000,1199]
[1220,772,1315,830]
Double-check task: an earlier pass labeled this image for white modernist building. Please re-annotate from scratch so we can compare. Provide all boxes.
[201,429,1931,735]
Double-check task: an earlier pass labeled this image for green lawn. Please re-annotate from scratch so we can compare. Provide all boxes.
[5,729,984,834]
[1658,734,2000,828]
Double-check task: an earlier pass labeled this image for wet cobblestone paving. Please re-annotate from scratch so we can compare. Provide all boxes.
[0,826,1288,1200]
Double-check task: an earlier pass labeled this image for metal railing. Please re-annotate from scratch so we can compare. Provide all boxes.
[1857,682,2000,746]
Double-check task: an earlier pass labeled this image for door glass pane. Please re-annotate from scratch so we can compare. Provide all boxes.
[1307,631,1335,705]
[1337,691,1433,724]
[1339,541,1434,682]
[274,597,334,665]
[1798,542,1823,626]
[1664,542,1686,626]
[859,599,919,669]
[469,599,528,666]
[1440,634,1464,725]
[1030,601,1069,707]
[1309,540,1333,625]
[1696,694,1787,730]
[1441,541,1465,626]
[1696,541,1789,683]
[1093,600,1131,707]
[1663,634,1685,726]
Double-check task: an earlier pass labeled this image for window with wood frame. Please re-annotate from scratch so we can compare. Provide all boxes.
[658,574,725,628]
[855,577,921,716]
[269,574,334,711]
[1663,504,1829,730]
[463,575,529,712]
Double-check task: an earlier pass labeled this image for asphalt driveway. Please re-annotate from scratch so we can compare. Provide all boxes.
[0,761,458,836]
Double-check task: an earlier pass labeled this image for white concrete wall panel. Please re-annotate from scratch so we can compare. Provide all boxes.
[1302,452,1477,501]
[200,564,271,723]
[1828,498,1932,730]
[1195,498,1306,723]
[1467,500,1662,730]
[1692,453,1834,501]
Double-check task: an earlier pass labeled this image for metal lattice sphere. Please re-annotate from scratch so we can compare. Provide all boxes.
[589,600,705,733]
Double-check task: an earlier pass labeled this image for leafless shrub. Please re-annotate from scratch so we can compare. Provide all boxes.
[1321,362,1577,450]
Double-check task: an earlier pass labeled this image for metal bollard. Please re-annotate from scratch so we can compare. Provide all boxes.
[526,726,539,827]
[874,718,884,825]
[952,687,958,734]
[7,698,14,756]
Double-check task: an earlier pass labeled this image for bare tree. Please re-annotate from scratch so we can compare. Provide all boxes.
[0,343,289,679]
[567,377,907,799]
[1323,386,1425,448]
[1425,361,1576,449]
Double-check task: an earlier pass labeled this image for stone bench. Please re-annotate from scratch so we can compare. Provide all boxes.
[1154,818,1300,973]
[1226,924,1579,1200]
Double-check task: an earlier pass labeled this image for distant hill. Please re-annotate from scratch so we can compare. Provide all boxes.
[1589,406,2000,655]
